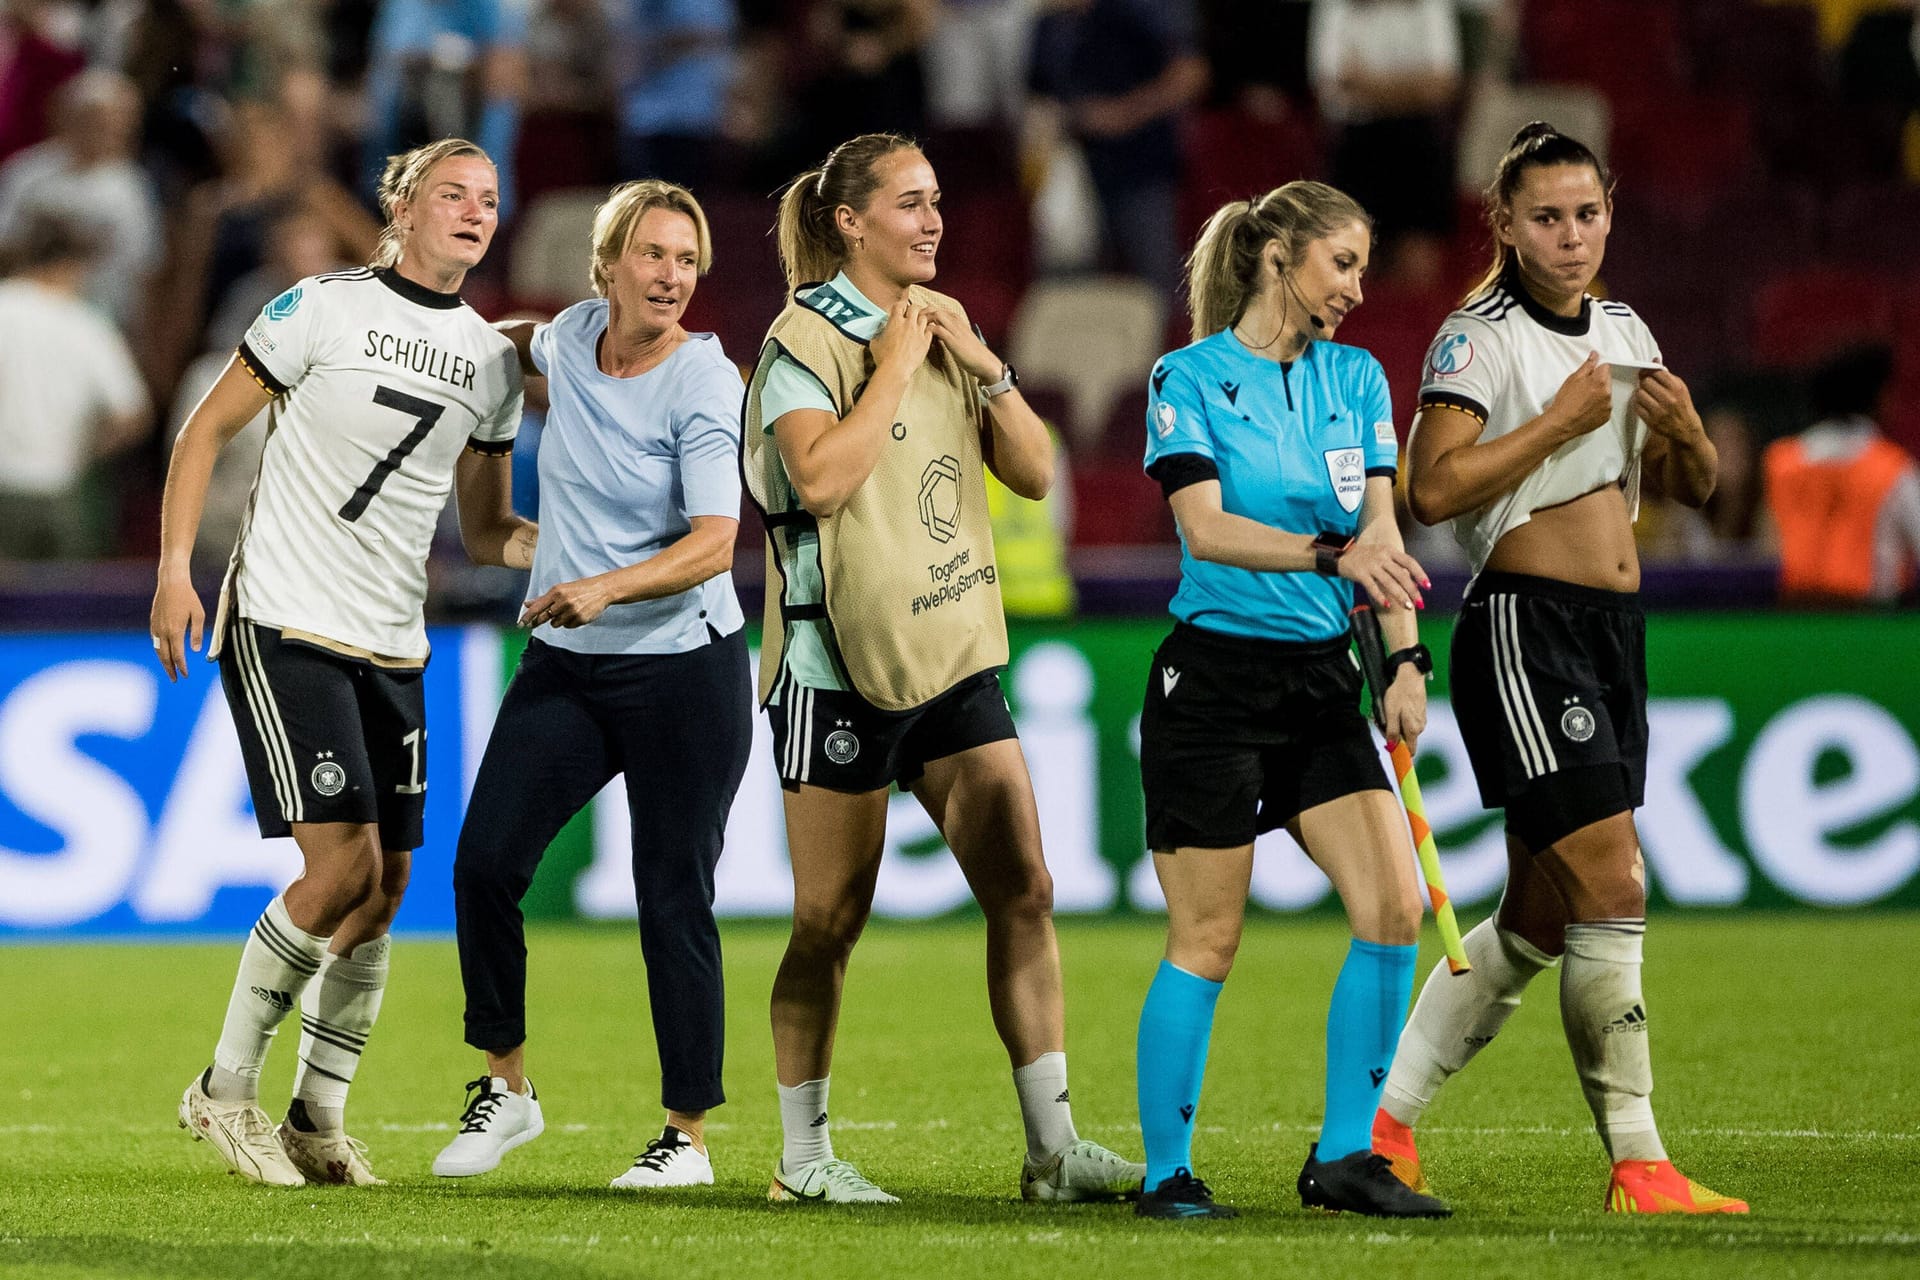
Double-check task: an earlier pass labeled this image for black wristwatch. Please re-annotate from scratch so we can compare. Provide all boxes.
[1386,644,1434,681]
[1311,532,1353,577]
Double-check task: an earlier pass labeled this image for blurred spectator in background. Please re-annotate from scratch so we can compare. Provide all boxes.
[0,0,84,164]
[0,212,151,559]
[515,0,620,202]
[0,68,159,328]
[616,0,738,189]
[203,205,349,352]
[361,0,525,215]
[785,0,934,168]
[1308,0,1461,288]
[1027,0,1207,297]
[1199,0,1310,118]
[1839,0,1920,179]
[1764,343,1920,604]
[924,0,1032,129]
[1454,0,1517,87]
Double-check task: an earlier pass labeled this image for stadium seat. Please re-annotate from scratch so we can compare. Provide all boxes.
[1068,457,1174,546]
[1523,0,1686,105]
[1608,95,1755,220]
[1179,106,1323,247]
[1823,182,1920,265]
[507,189,604,312]
[1008,276,1166,451]
[1456,82,1611,195]
[1749,265,1897,367]
[1686,1,1824,98]
[514,110,617,209]
[1332,283,1459,434]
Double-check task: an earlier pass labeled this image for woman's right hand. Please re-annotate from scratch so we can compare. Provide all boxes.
[1337,544,1428,612]
[1546,351,1615,440]
[151,575,206,682]
[870,297,932,377]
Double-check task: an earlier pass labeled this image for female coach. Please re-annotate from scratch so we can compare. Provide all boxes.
[740,132,1143,1205]
[152,138,528,1188]
[1132,182,1450,1221]
[1379,123,1746,1216]
[428,180,752,1190]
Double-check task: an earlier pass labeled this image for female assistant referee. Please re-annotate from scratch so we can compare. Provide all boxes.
[1131,182,1448,1221]
[1377,123,1747,1215]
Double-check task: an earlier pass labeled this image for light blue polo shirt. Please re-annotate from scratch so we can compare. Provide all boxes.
[527,298,745,654]
[1144,329,1399,644]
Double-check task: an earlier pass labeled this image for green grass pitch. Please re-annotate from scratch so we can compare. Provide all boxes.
[5,914,1919,1279]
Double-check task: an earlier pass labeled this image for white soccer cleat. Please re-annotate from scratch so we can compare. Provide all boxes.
[1021,1139,1148,1202]
[768,1156,900,1204]
[178,1072,304,1187]
[431,1076,544,1177]
[278,1121,387,1186]
[609,1125,714,1189]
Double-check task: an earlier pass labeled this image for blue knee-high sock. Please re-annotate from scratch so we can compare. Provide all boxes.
[1137,959,1224,1188]
[1319,938,1418,1160]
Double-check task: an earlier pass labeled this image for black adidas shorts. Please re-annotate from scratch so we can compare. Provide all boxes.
[1140,622,1389,852]
[219,619,428,849]
[1449,571,1648,850]
[766,666,1017,794]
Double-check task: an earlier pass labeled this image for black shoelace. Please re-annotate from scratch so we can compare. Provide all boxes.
[1162,1167,1215,1200]
[457,1077,504,1134]
[630,1131,691,1172]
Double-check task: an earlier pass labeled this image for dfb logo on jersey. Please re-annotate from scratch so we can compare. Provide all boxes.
[1425,330,1473,378]
[1323,448,1364,513]
[266,286,303,321]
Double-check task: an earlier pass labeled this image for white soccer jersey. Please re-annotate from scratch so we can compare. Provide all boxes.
[1417,272,1662,572]
[220,267,523,661]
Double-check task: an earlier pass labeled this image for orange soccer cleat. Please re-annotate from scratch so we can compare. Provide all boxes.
[1371,1109,1430,1194]
[1606,1160,1749,1214]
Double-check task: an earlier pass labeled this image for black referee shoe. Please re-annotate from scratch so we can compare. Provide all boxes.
[1298,1143,1452,1218]
[1135,1167,1239,1220]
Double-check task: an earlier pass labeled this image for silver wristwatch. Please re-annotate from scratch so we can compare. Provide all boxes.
[979,362,1019,401]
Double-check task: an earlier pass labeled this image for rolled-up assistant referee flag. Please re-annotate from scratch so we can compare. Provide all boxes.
[1350,603,1471,975]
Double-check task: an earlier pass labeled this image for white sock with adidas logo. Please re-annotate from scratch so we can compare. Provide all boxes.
[208,895,331,1102]
[1562,919,1667,1163]
[290,934,390,1132]
[777,1077,833,1170]
[1013,1051,1077,1160]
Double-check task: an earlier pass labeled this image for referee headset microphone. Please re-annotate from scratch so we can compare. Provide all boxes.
[1279,257,1328,333]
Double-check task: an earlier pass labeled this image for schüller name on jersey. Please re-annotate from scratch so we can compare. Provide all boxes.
[364,330,478,390]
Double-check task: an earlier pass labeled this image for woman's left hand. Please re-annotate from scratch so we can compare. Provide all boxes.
[1632,368,1705,444]
[1381,664,1428,754]
[521,575,614,629]
[925,308,1004,385]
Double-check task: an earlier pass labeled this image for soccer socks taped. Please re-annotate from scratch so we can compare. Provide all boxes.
[1562,920,1666,1163]
[1382,917,1558,1127]
[1136,959,1223,1188]
[209,895,331,1101]
[1012,1051,1078,1159]
[1318,939,1417,1160]
[778,1077,834,1170]
[290,934,390,1132]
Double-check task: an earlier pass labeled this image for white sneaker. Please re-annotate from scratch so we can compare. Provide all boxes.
[178,1072,304,1187]
[768,1156,900,1204]
[431,1076,544,1177]
[609,1125,714,1189]
[278,1121,387,1186]
[1021,1139,1147,1202]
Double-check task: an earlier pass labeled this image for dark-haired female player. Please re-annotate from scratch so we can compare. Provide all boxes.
[1379,123,1747,1215]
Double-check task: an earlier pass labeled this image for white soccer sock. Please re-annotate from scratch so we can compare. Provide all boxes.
[778,1077,834,1170]
[209,895,331,1102]
[290,934,390,1132]
[1561,920,1666,1163]
[1012,1051,1079,1159]
[1382,917,1558,1127]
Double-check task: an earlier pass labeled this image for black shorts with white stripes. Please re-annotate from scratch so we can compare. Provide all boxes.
[219,619,428,848]
[766,666,1016,794]
[1450,571,1648,847]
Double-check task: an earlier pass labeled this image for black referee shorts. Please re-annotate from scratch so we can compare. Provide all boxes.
[1449,571,1649,851]
[1140,622,1389,852]
[218,618,427,850]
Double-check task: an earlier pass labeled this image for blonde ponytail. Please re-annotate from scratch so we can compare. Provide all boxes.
[1184,182,1371,342]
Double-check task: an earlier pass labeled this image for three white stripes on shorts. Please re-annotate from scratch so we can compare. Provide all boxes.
[780,670,815,785]
[233,622,305,821]
[1489,594,1558,780]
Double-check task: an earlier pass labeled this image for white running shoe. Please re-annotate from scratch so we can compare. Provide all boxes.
[768,1156,900,1204]
[178,1072,304,1187]
[609,1125,714,1189]
[431,1076,544,1177]
[278,1121,387,1186]
[1021,1139,1147,1202]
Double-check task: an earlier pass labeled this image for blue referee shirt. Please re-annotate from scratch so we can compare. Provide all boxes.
[1144,328,1399,644]
[526,298,745,654]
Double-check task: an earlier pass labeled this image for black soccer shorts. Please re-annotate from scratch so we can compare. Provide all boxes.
[765,665,1017,793]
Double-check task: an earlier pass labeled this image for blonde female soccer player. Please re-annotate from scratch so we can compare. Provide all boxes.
[741,132,1143,1205]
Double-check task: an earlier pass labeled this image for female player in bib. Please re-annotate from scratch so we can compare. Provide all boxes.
[430,181,752,1189]
[741,132,1143,1205]
[1380,123,1747,1215]
[151,139,530,1187]
[1132,182,1448,1221]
